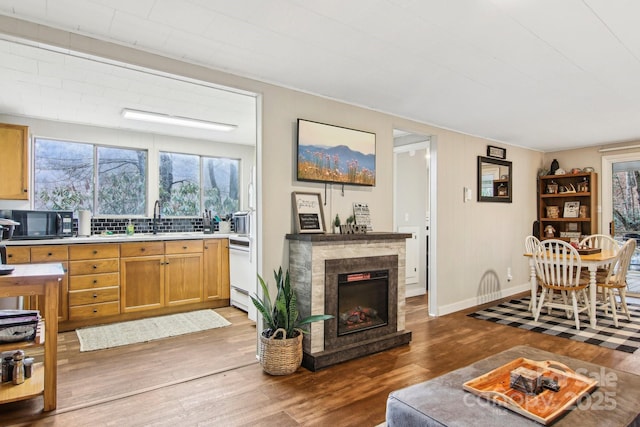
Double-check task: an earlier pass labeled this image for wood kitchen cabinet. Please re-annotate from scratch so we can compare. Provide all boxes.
[165,240,203,306]
[68,244,120,320]
[8,245,69,321]
[120,242,165,313]
[0,123,28,200]
[5,236,231,330]
[203,238,230,301]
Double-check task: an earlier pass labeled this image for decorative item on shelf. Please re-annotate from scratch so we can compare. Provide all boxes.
[579,205,588,218]
[546,181,558,194]
[250,268,333,375]
[353,202,372,231]
[546,206,559,219]
[570,168,582,174]
[538,168,549,177]
[576,177,589,193]
[550,159,560,175]
[497,183,508,197]
[339,214,367,234]
[292,191,326,234]
[566,222,579,232]
[563,201,580,218]
[333,214,341,234]
[544,225,556,238]
[559,183,576,193]
[554,168,566,175]
[582,166,595,173]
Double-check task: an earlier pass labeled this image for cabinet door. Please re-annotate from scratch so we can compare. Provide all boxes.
[120,255,164,312]
[0,123,28,199]
[165,253,203,306]
[203,239,230,301]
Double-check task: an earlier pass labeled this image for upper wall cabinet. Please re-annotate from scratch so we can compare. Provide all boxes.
[0,123,29,200]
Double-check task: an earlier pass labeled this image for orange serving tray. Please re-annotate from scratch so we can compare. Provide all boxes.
[463,357,598,425]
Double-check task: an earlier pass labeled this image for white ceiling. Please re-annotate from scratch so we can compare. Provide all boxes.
[2,0,640,152]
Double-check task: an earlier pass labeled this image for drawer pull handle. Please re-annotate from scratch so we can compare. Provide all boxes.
[93,265,98,269]
[141,248,146,252]
[204,246,208,249]
[93,309,98,313]
[48,252,53,256]
[93,293,98,298]
[93,279,98,284]
[93,250,98,255]
[7,254,12,258]
[183,246,188,249]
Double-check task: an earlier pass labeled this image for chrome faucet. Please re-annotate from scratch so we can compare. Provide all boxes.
[152,200,161,234]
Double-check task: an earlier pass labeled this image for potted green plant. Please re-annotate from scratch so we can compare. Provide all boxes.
[251,267,333,375]
[333,214,341,234]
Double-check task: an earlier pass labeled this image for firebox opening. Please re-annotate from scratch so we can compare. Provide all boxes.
[337,269,389,336]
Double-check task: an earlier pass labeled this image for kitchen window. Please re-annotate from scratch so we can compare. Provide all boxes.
[159,151,240,217]
[34,138,147,215]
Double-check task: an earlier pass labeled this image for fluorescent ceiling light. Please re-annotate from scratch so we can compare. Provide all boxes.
[121,108,237,132]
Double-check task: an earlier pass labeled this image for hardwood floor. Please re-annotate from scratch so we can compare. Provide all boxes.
[1,293,639,426]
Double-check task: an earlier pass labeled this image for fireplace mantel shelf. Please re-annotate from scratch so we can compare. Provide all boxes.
[286,232,411,242]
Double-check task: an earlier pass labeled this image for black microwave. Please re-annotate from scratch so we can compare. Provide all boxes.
[1,210,74,240]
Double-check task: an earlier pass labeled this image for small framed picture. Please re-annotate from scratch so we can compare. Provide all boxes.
[563,201,580,218]
[487,145,506,159]
[566,222,579,232]
[292,191,326,234]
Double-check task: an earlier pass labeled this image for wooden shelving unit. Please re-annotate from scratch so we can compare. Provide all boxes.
[0,264,63,411]
[537,172,598,241]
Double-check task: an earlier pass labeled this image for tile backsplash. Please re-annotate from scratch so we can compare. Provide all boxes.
[75,217,233,235]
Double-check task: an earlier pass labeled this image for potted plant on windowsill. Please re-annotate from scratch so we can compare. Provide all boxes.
[251,267,333,375]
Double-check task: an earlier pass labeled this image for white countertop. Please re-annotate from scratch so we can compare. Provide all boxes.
[2,232,232,246]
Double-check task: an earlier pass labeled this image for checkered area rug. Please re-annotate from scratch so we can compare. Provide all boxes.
[468,297,640,354]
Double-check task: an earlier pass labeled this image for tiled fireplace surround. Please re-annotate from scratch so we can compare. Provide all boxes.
[287,233,413,371]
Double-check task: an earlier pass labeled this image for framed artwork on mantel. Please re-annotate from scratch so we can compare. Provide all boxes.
[292,191,326,234]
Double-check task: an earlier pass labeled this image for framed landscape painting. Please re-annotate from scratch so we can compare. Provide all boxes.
[296,119,376,187]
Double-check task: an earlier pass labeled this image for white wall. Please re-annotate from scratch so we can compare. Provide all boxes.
[0,16,544,316]
[0,114,256,215]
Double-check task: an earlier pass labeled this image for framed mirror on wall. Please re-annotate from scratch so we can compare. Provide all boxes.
[477,156,512,203]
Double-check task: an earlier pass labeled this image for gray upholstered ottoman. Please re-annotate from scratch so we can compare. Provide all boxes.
[386,345,640,426]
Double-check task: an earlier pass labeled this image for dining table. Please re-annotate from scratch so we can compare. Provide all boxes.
[524,249,618,329]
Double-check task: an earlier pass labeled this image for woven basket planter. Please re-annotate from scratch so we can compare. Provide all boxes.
[258,328,303,375]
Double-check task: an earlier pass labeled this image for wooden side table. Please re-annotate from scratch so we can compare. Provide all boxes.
[0,263,63,411]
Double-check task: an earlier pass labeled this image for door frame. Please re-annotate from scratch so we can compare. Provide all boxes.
[601,152,640,236]
[392,135,438,317]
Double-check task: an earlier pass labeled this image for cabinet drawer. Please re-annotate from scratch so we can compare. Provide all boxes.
[69,301,120,320]
[69,272,119,290]
[120,241,164,257]
[164,240,204,255]
[165,240,203,254]
[31,245,68,262]
[69,258,119,275]
[6,246,30,264]
[69,287,119,306]
[70,244,119,260]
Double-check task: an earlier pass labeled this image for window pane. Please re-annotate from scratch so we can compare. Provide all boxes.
[34,138,94,211]
[97,146,147,215]
[203,156,240,217]
[159,152,200,216]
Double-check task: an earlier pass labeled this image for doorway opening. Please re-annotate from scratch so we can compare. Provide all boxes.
[393,130,433,305]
